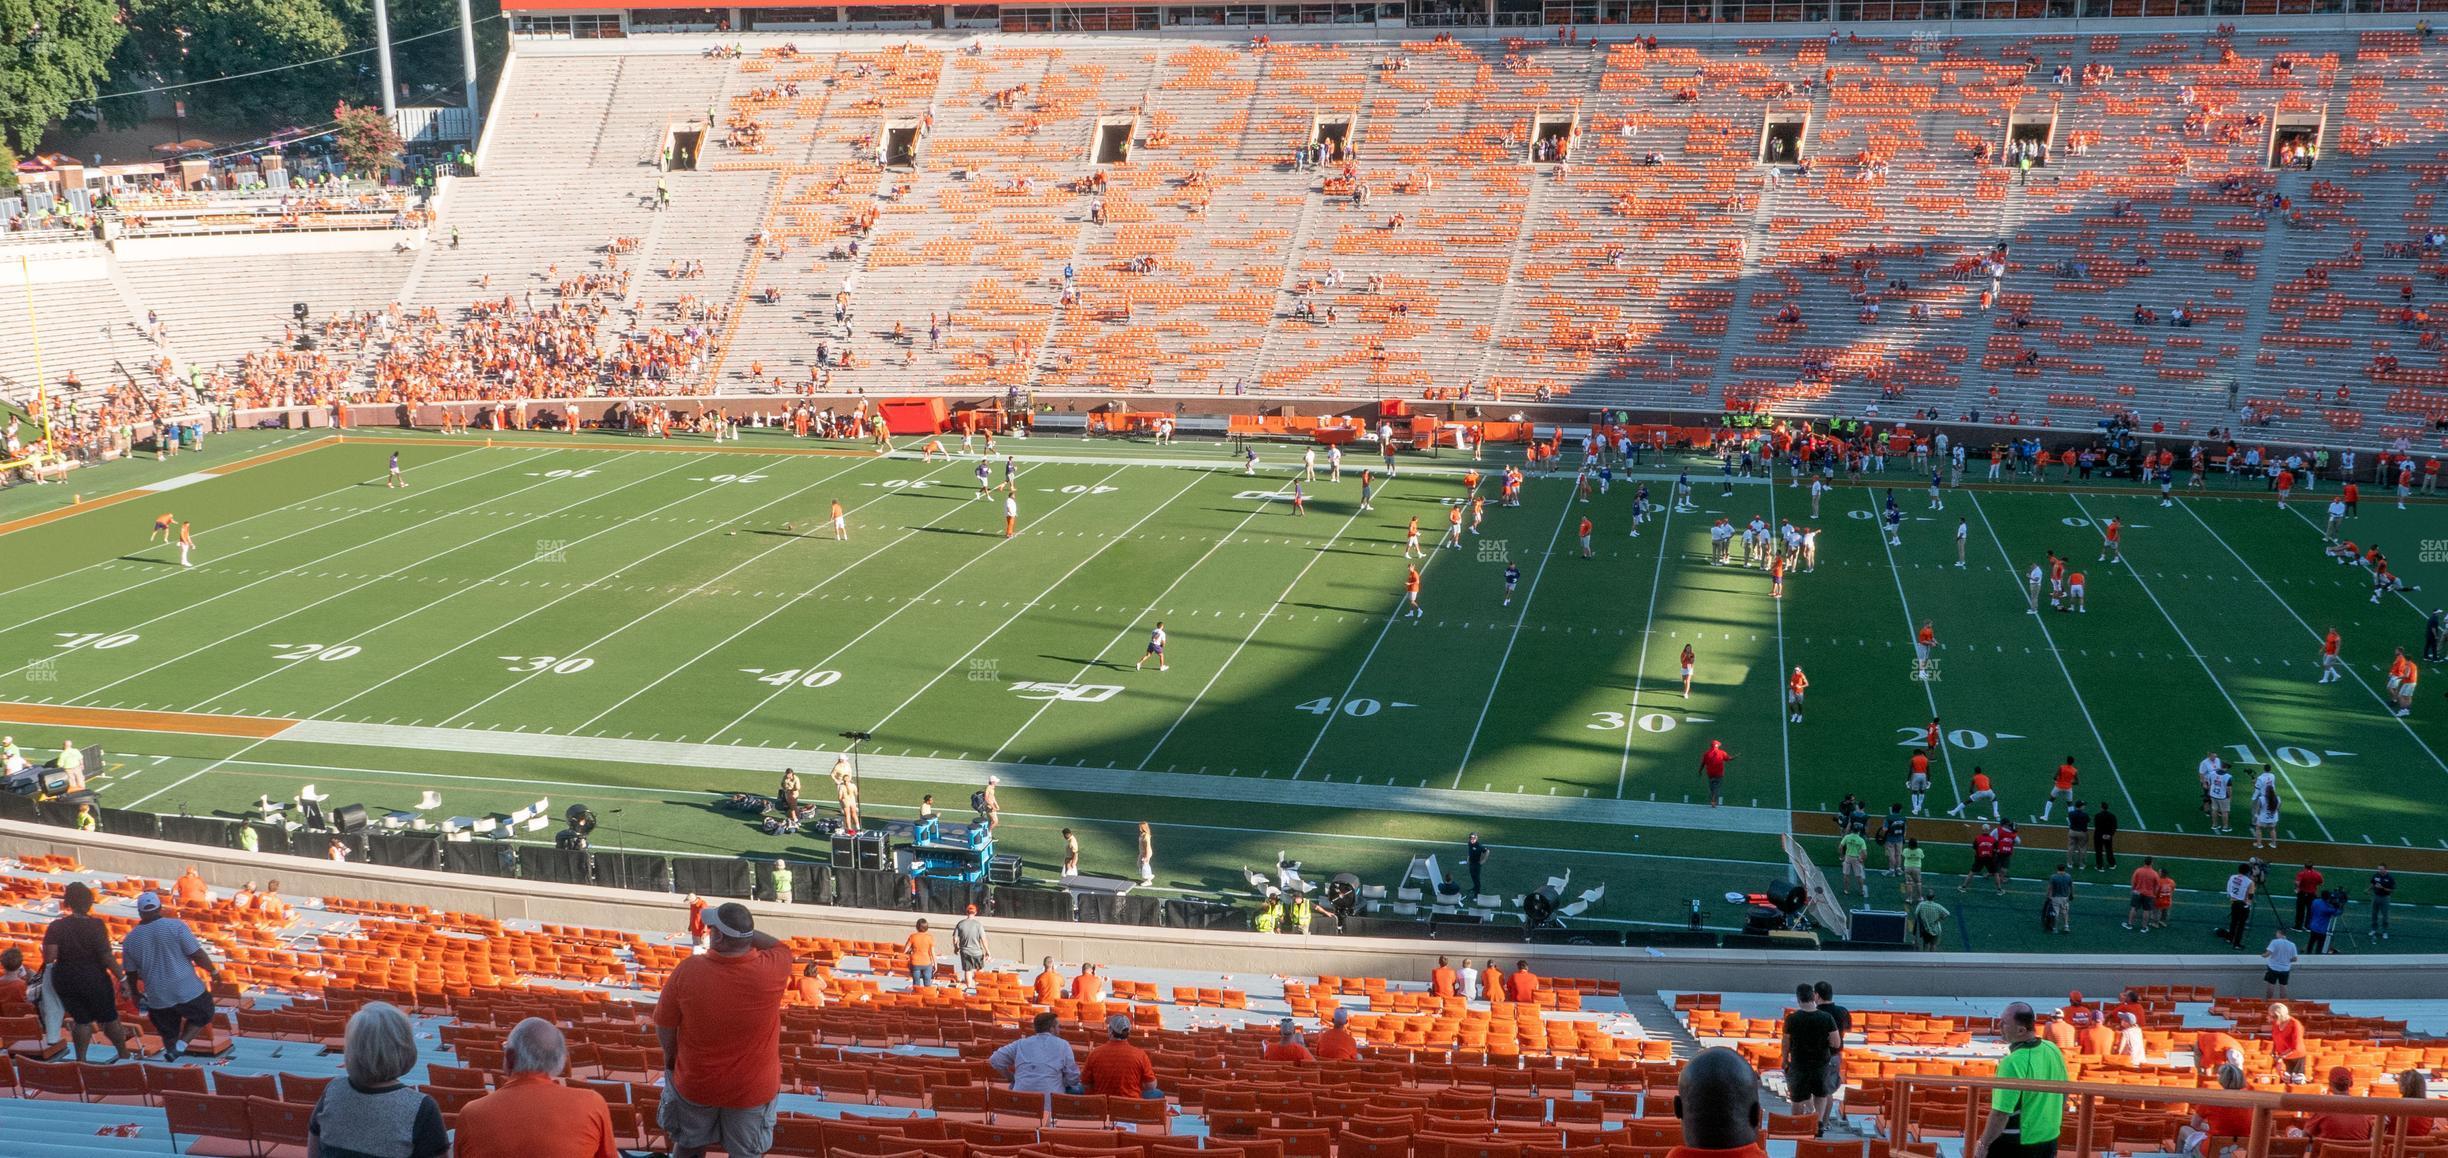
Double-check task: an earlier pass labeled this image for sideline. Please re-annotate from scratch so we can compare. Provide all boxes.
[0,434,341,538]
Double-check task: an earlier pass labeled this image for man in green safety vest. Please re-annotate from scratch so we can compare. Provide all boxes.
[771,859,795,903]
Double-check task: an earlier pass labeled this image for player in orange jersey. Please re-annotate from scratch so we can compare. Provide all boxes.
[1947,766,2000,821]
[830,499,847,541]
[1404,516,1423,559]
[1786,666,1808,723]
[1402,565,1423,622]
[177,521,195,568]
[2041,757,2078,821]
[2318,627,2342,684]
[150,512,175,544]
[1578,515,1594,558]
[1442,504,1464,550]
[2063,569,2086,614]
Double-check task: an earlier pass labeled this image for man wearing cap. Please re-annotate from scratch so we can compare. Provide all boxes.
[120,891,221,1061]
[653,902,794,1158]
[1080,1014,1161,1099]
[1263,1018,1315,1064]
[952,905,988,989]
[1314,1007,1362,1061]
[2305,1067,2374,1143]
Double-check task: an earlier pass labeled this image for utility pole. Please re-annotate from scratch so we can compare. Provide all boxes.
[372,0,398,120]
[457,0,482,126]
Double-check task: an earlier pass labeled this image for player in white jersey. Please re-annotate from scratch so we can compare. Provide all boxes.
[1135,622,1169,672]
[387,452,405,488]
[1955,518,1969,569]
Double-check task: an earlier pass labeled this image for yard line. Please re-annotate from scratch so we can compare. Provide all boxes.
[60,454,666,707]
[1447,482,1580,788]
[1615,502,1677,799]
[1763,470,1796,814]
[561,459,971,735]
[863,468,1209,738]
[0,440,476,604]
[2066,492,2333,839]
[126,454,876,808]
[1135,493,1374,770]
[1968,492,2145,828]
[431,459,930,728]
[988,476,1290,762]
[2178,497,2448,780]
[0,448,546,641]
[705,464,1137,740]
[1865,493,1963,805]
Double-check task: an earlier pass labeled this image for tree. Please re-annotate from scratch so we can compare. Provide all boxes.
[0,0,127,154]
[0,144,20,193]
[107,0,358,129]
[331,99,399,177]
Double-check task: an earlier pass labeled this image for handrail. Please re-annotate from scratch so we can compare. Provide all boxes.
[1890,1071,2448,1158]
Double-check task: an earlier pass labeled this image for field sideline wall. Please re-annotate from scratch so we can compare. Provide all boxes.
[6,819,2431,999]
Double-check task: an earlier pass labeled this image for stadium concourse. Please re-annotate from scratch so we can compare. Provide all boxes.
[6,850,2448,1158]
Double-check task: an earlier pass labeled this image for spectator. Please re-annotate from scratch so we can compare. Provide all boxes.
[1667,1047,1766,1158]
[310,1001,448,1158]
[2401,1071,2438,1137]
[1031,956,1064,1004]
[952,905,988,989]
[905,919,937,988]
[2304,1067,2372,1142]
[454,1018,619,1158]
[0,947,27,1007]
[40,881,134,1062]
[1970,1002,2067,1158]
[1506,959,1539,1004]
[2270,1002,2307,1083]
[2125,857,2159,932]
[1481,959,1505,1005]
[652,902,793,1158]
[1910,894,1949,950]
[1813,981,1852,1129]
[1429,956,1459,998]
[1780,983,1838,1118]
[989,1011,1081,1094]
[1313,1007,1361,1061]
[2177,1060,2253,1157]
[173,866,209,909]
[120,891,221,1061]
[1071,962,1104,1002]
[1263,1018,1315,1064]
[1079,1014,1160,1099]
[2264,932,2299,1000]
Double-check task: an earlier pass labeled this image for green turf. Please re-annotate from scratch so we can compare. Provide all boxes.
[3,430,2444,952]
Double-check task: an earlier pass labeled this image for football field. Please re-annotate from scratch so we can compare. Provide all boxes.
[4,429,2446,951]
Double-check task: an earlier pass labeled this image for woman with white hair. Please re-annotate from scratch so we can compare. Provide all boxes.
[308,1001,447,1158]
[453,1018,618,1158]
[2177,1057,2253,1157]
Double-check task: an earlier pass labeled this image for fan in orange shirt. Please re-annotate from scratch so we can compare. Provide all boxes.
[1031,957,1065,1005]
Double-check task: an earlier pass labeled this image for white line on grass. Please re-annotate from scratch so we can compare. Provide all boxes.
[1866,494,1964,805]
[2070,492,2338,837]
[864,468,1210,739]
[1763,470,1793,814]
[560,458,972,735]
[430,459,963,730]
[703,464,1138,740]
[0,448,553,644]
[1615,501,1676,799]
[59,454,666,707]
[127,453,881,808]
[987,476,1292,762]
[0,436,454,603]
[1966,492,2146,828]
[1447,482,1581,788]
[2180,498,2448,780]
[1134,492,1375,770]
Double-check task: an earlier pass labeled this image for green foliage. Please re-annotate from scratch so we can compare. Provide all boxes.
[331,99,400,176]
[0,144,19,192]
[0,0,127,154]
[108,0,358,129]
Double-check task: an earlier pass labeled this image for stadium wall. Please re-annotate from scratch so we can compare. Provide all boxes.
[6,817,2438,1000]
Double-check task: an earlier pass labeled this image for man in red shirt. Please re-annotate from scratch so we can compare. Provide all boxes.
[1699,740,1732,808]
[1313,1008,1361,1061]
[2293,865,2323,932]
[1079,1014,1161,1100]
[1428,956,1458,998]
[457,1018,619,1158]
[1961,825,1999,894]
[1031,957,1064,1005]
[1507,960,1539,1004]
[1071,962,1105,1003]
[1480,960,1505,1006]
[1262,1019,1315,1064]
[2306,1067,2373,1142]
[652,903,793,1158]
[1666,1047,1769,1158]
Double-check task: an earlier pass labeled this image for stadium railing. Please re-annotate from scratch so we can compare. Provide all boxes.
[1888,1072,2448,1158]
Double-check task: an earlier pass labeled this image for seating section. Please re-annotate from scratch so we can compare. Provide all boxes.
[9,29,2448,451]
